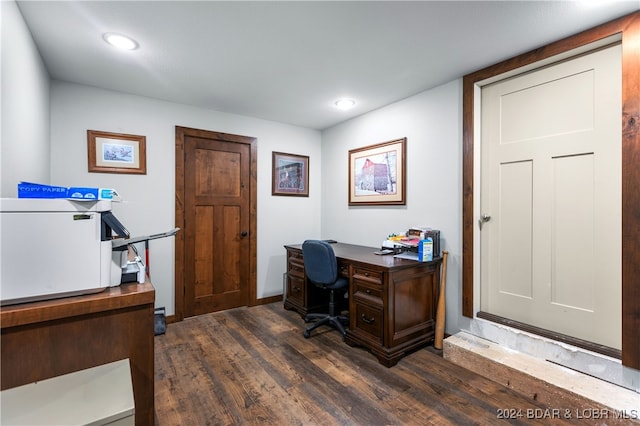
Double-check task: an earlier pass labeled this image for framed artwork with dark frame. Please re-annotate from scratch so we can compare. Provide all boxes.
[348,137,406,206]
[272,151,309,197]
[87,130,147,174]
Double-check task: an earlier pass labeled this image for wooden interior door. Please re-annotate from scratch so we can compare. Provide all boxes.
[175,126,257,319]
[480,44,622,349]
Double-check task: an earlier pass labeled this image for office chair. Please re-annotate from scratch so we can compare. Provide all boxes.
[301,240,349,339]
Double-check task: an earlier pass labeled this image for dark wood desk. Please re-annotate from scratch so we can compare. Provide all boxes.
[284,243,442,367]
[1,281,155,426]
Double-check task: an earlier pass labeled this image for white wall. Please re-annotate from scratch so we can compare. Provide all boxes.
[321,80,464,336]
[50,81,322,315]
[1,0,50,197]
[322,80,462,333]
[3,0,465,334]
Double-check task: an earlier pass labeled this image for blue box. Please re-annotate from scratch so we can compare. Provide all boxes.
[67,187,100,200]
[418,238,433,262]
[67,187,116,200]
[18,182,116,200]
[18,182,68,198]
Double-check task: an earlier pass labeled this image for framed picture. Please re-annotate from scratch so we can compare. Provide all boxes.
[272,151,309,197]
[348,137,406,206]
[87,130,147,174]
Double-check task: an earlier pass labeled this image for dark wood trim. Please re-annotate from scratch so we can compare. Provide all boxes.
[461,75,475,319]
[256,295,283,306]
[462,12,640,369]
[175,127,186,322]
[174,126,258,322]
[248,134,258,307]
[166,314,177,325]
[477,311,621,360]
[620,12,640,372]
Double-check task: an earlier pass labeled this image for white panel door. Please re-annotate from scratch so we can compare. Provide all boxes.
[480,44,622,349]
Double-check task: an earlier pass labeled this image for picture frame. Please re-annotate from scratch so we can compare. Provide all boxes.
[87,130,147,174]
[348,137,406,206]
[272,151,309,197]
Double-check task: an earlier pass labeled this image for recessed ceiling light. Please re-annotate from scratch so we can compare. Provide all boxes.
[103,33,139,50]
[334,98,356,110]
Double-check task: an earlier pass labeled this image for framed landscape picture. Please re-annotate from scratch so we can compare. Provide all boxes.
[272,151,309,197]
[87,130,147,174]
[348,138,406,206]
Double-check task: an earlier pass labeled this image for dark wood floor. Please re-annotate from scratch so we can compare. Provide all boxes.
[154,302,585,425]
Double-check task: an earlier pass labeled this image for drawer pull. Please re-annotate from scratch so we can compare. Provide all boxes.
[364,272,370,277]
[361,314,375,324]
[365,289,372,294]
[293,286,301,292]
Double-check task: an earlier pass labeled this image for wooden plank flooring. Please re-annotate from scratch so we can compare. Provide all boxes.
[154,303,592,425]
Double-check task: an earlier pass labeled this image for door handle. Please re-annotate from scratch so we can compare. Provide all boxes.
[479,214,491,230]
[241,231,248,237]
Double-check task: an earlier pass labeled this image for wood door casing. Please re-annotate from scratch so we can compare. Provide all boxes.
[462,12,640,369]
[175,126,257,320]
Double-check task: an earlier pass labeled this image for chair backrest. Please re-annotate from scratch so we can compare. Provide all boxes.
[302,240,338,286]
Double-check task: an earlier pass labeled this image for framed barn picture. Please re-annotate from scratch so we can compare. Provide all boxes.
[348,138,406,205]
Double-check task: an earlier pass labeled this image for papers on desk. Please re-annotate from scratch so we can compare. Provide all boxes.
[384,227,439,262]
[382,238,420,249]
[394,252,419,261]
[384,239,421,261]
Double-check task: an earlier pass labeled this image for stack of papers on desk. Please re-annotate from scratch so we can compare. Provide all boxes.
[394,252,419,261]
[382,238,421,249]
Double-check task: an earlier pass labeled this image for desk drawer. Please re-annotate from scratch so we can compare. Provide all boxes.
[352,267,382,284]
[286,275,305,305]
[287,249,305,278]
[287,261,305,279]
[353,302,383,343]
[353,281,383,305]
[288,249,304,261]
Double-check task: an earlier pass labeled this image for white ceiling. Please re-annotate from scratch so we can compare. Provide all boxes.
[15,1,639,130]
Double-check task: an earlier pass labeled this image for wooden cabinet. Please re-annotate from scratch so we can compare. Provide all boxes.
[1,281,155,426]
[351,261,441,367]
[284,248,306,311]
[284,243,441,367]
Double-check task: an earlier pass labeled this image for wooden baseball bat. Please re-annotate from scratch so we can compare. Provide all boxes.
[434,250,448,350]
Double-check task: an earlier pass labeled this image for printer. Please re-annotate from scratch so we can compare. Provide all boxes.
[0,198,129,306]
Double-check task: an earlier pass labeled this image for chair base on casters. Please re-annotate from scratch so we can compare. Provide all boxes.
[303,288,348,339]
[303,313,349,339]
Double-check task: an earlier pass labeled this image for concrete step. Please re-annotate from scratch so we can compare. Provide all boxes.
[443,332,639,424]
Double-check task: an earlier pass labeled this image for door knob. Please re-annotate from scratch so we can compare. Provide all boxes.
[479,214,491,230]
[241,231,248,237]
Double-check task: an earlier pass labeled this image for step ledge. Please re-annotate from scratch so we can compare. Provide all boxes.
[443,331,639,417]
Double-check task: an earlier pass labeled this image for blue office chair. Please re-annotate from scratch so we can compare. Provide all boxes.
[301,240,349,339]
